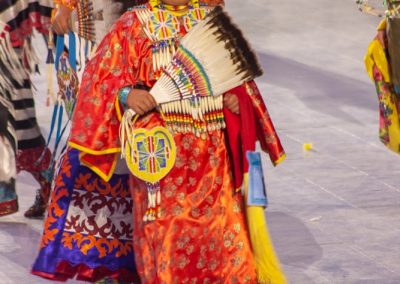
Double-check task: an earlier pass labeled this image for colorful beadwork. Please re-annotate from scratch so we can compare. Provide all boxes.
[124,126,176,222]
[75,0,96,42]
[137,4,211,75]
[147,10,180,40]
[118,86,132,107]
[125,126,176,184]
[168,45,213,98]
[182,8,207,31]
[160,96,225,138]
[134,5,223,137]
[57,52,79,118]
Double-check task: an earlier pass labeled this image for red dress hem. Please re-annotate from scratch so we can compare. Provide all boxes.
[32,260,140,283]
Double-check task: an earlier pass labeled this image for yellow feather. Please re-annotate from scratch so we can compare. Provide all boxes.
[244,173,287,284]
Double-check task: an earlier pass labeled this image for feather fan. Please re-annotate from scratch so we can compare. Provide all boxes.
[120,6,263,157]
[150,6,263,102]
[121,6,263,125]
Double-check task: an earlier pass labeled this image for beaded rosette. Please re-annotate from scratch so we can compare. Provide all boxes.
[124,126,176,222]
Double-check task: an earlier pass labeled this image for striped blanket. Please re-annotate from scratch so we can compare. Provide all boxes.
[0,0,53,46]
[0,0,54,216]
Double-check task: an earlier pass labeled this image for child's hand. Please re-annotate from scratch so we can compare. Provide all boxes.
[126,89,157,115]
[223,94,240,114]
[52,5,73,35]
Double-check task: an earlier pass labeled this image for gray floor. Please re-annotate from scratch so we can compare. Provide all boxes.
[1,0,400,283]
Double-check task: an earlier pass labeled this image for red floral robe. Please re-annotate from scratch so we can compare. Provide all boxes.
[69,5,285,283]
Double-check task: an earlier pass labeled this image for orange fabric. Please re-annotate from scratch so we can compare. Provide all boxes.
[69,11,155,178]
[130,112,257,283]
[68,6,263,282]
[53,0,78,9]
[79,153,118,181]
[245,81,286,165]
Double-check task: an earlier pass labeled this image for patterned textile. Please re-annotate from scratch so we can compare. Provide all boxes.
[0,0,53,47]
[129,113,258,282]
[0,83,16,155]
[365,37,400,154]
[0,22,17,216]
[372,65,400,153]
[32,148,140,283]
[0,51,52,213]
[224,82,285,190]
[67,4,285,282]
[0,8,52,213]
[8,48,47,149]
[7,48,52,199]
[16,145,51,198]
[69,5,284,180]
[0,0,53,163]
[0,0,53,128]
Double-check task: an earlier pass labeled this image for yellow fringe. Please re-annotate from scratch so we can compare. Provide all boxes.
[244,173,287,284]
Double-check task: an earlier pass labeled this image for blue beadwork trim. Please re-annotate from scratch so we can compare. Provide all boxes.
[118,86,132,108]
